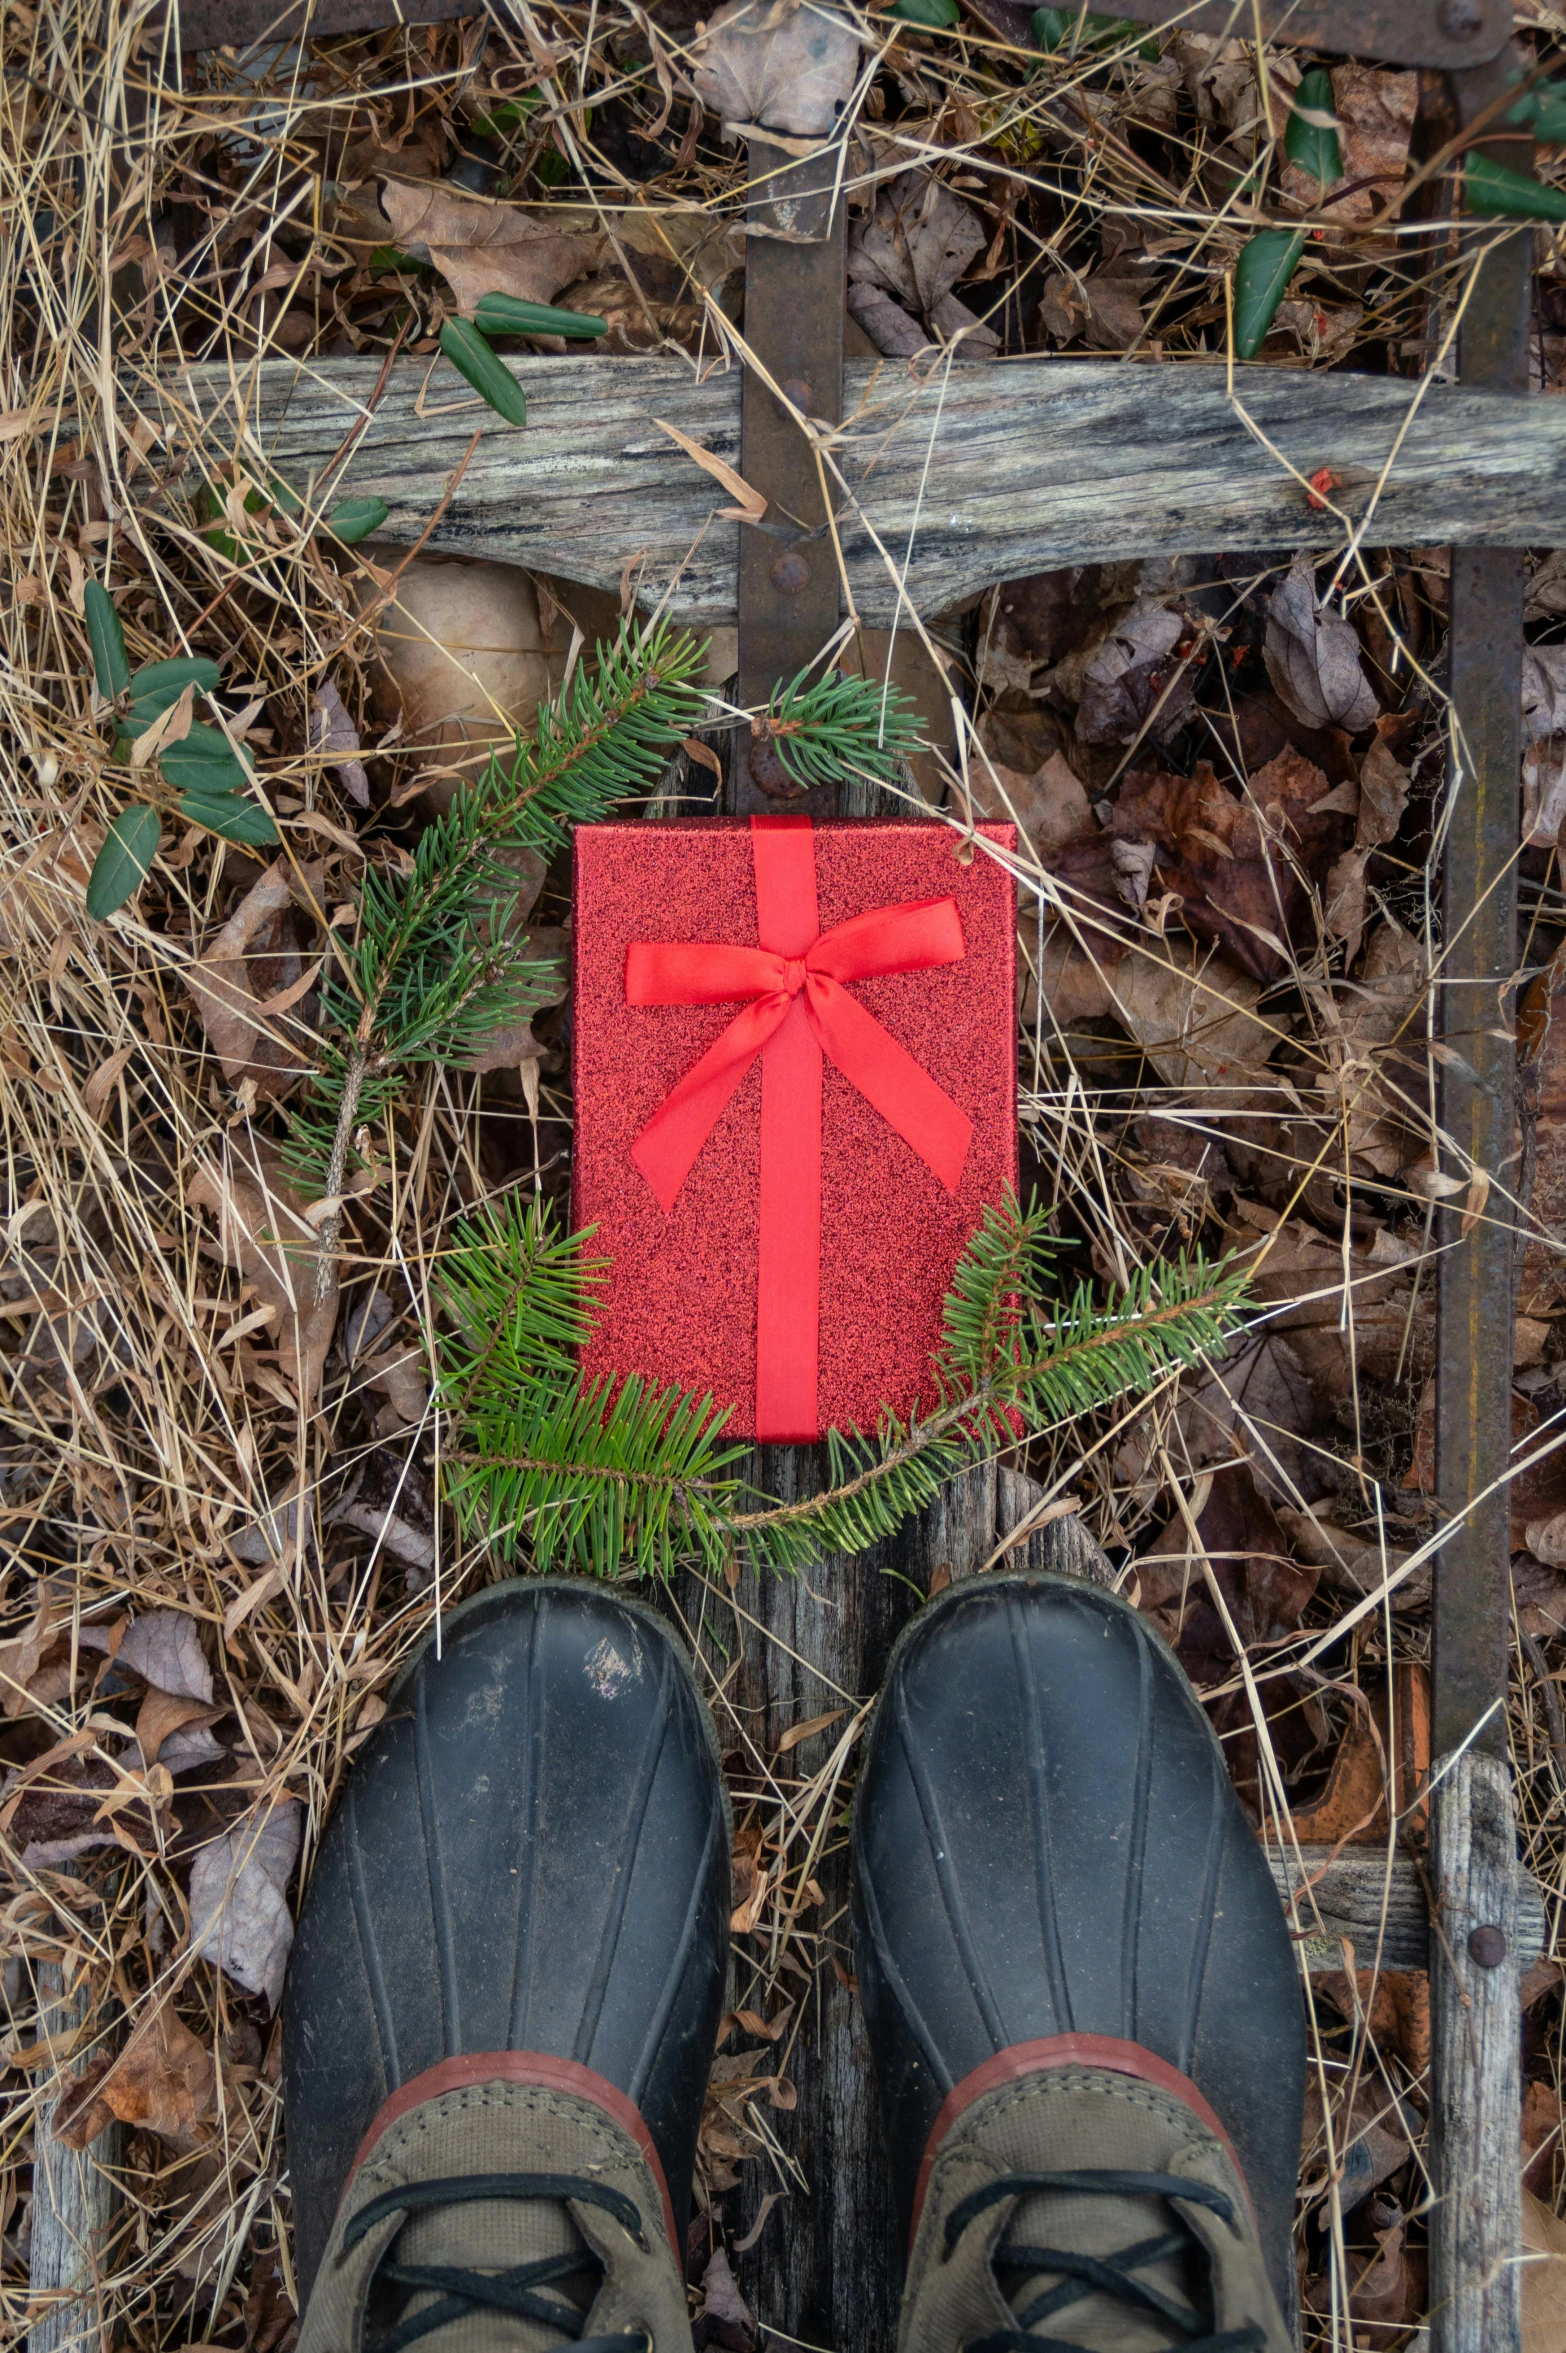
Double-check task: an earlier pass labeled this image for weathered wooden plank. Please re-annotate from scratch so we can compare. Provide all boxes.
[130,353,1566,627]
[1267,1840,1547,1975]
[1428,1751,1524,2353]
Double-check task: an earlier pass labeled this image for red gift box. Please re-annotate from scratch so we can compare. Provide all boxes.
[572,816,1016,1441]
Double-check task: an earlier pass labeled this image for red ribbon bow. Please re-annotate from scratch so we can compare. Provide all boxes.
[626,815,973,1440]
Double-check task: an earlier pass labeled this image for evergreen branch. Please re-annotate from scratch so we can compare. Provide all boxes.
[754,666,923,791]
[285,618,710,1196]
[434,1194,1252,1580]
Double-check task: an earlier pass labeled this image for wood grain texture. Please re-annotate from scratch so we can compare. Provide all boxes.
[132,354,1566,626]
[1427,1750,1523,2353]
[26,1942,120,2353]
[1268,1841,1546,1975]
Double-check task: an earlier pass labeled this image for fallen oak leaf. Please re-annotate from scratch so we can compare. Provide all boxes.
[188,1797,301,2011]
[377,181,605,319]
[54,1999,218,2152]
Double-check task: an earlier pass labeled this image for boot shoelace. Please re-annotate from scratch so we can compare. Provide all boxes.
[945,2169,1269,2353]
[342,2172,654,2353]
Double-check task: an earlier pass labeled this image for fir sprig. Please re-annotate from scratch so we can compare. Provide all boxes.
[752,665,923,792]
[286,618,710,1279]
[436,1188,1250,1579]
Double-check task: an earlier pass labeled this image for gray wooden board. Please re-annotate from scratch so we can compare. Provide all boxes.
[131,353,1566,627]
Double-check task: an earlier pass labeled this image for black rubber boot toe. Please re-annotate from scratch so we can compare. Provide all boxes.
[283,1577,729,2340]
[851,1569,1304,2346]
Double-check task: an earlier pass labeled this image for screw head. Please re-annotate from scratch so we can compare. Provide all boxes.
[769,549,812,596]
[1437,0,1484,37]
[1468,1923,1507,1968]
[781,375,813,412]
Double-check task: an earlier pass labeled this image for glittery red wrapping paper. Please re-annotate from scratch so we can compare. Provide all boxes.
[572,820,1017,1439]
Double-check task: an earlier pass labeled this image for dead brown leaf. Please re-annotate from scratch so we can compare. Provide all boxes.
[187,1133,338,1408]
[0,1587,58,1716]
[377,181,605,318]
[184,860,320,1101]
[188,1797,301,2010]
[309,678,369,808]
[1110,747,1341,981]
[693,0,861,137]
[1523,2187,1566,2353]
[55,2000,218,2151]
[1076,599,1193,746]
[118,1607,213,1701]
[970,748,1093,856]
[1265,554,1380,736]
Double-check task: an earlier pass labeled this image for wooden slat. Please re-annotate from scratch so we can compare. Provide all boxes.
[1266,1839,1547,1975]
[129,353,1566,626]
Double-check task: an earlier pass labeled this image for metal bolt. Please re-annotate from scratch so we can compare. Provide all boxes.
[781,375,813,412]
[1437,0,1484,36]
[769,549,812,596]
[1468,1923,1507,1968]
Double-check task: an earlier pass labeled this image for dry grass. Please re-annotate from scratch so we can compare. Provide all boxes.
[3,4,1566,2349]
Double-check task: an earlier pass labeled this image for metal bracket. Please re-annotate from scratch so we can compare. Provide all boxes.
[731,135,846,820]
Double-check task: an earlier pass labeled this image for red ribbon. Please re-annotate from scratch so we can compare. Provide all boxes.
[626,816,973,1441]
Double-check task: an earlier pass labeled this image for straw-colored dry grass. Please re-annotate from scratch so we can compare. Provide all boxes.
[4,5,1566,2349]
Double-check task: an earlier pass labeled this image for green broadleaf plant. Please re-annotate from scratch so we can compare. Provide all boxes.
[86,805,163,919]
[474,293,608,341]
[439,316,529,425]
[83,588,277,917]
[1233,228,1306,359]
[1465,152,1566,221]
[437,1189,1251,1580]
[1284,67,1341,187]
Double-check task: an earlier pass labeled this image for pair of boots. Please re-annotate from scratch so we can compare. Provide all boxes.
[282,1570,1305,2352]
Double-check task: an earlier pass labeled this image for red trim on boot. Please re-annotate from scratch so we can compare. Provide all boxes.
[910,2033,1255,2248]
[344,2052,680,2261]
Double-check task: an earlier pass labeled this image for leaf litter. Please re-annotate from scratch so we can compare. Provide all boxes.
[4,3,1566,2347]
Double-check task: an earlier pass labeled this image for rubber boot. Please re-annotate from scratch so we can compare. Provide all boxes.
[283,1578,729,2353]
[852,1569,1304,2353]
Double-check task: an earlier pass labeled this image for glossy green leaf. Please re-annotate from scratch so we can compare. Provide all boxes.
[1507,83,1566,143]
[326,495,391,544]
[86,805,161,918]
[84,580,130,700]
[471,95,540,136]
[123,656,221,728]
[1466,152,1566,221]
[1030,6,1156,54]
[369,244,425,275]
[176,790,279,848]
[473,293,608,340]
[1284,67,1341,187]
[1233,229,1305,359]
[161,724,251,795]
[439,317,529,427]
[894,0,960,22]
